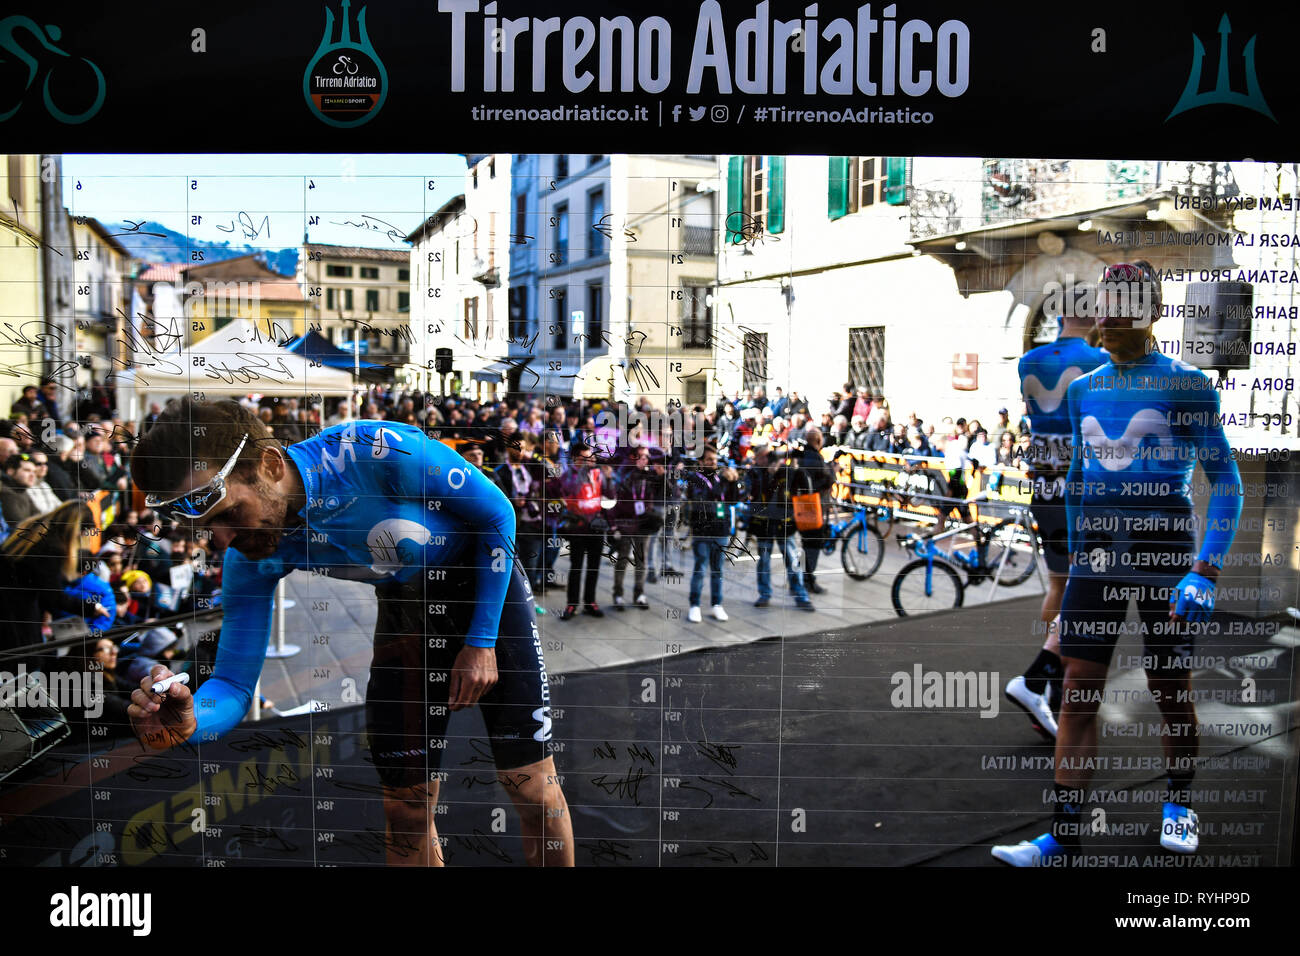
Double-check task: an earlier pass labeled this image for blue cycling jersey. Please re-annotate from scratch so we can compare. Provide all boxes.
[1063,349,1242,567]
[1018,334,1108,470]
[191,420,516,743]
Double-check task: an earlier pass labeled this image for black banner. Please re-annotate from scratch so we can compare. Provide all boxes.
[0,1,1293,156]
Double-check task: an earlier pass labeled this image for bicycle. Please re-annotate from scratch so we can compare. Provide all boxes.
[822,499,885,580]
[890,501,1040,616]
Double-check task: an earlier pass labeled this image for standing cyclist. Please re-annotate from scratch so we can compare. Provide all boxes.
[1004,287,1108,739]
[993,262,1242,865]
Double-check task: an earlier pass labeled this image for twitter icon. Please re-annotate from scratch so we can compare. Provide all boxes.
[688,105,706,121]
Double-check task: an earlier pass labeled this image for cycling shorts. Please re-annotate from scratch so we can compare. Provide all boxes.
[1058,573,1195,670]
[365,561,551,788]
[1031,473,1069,574]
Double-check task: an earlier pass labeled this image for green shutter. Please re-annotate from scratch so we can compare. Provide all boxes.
[726,156,744,244]
[828,156,850,220]
[885,157,908,205]
[766,156,785,234]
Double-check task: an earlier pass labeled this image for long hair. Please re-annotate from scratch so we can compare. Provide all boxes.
[0,499,93,579]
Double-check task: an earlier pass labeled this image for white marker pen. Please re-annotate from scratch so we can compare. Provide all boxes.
[151,672,191,696]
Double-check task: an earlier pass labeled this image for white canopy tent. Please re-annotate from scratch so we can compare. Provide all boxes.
[114,318,355,422]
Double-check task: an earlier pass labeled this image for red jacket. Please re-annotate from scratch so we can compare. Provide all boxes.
[560,465,603,524]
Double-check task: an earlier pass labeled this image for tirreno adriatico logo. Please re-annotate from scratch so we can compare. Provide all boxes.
[0,15,106,124]
[303,0,387,127]
[1167,13,1275,122]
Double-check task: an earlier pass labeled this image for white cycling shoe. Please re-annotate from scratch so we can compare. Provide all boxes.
[991,833,1068,867]
[1005,675,1058,739]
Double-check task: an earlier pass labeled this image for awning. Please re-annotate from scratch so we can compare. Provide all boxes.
[573,355,631,401]
[470,361,512,383]
[284,330,384,372]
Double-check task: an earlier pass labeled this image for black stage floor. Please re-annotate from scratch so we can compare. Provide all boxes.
[2,596,1295,867]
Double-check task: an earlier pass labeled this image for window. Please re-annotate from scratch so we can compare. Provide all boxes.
[555,155,569,180]
[398,268,409,281]
[855,157,887,209]
[397,291,410,312]
[365,289,379,312]
[588,189,605,258]
[515,192,528,244]
[588,154,604,166]
[509,286,528,339]
[847,327,886,396]
[830,157,907,218]
[681,283,712,348]
[488,157,496,179]
[747,156,768,226]
[552,288,567,350]
[360,266,379,279]
[344,288,353,311]
[326,288,335,310]
[742,332,768,393]
[553,203,568,266]
[464,297,479,339]
[326,265,352,277]
[725,155,785,241]
[586,283,603,343]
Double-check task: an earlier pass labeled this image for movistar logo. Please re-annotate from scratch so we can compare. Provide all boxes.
[1167,13,1275,122]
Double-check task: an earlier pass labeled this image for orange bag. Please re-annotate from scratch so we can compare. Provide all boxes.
[792,492,823,532]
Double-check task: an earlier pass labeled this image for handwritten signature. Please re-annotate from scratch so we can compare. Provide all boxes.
[329,214,409,244]
[590,765,648,806]
[216,211,271,241]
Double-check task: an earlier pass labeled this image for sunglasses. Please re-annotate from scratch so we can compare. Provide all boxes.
[144,433,248,522]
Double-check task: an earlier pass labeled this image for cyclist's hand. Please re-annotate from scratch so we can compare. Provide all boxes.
[1170,571,1215,625]
[128,664,197,751]
[449,645,499,710]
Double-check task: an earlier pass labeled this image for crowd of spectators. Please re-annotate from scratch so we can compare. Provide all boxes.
[2,374,1033,728]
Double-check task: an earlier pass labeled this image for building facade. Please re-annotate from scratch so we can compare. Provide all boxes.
[507,152,717,405]
[407,154,514,400]
[182,253,306,346]
[70,216,134,389]
[298,242,412,370]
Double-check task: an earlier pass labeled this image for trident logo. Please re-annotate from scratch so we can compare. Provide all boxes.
[1167,14,1275,122]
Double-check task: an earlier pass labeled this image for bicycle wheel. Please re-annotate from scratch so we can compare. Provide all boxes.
[891,558,964,617]
[986,517,1038,587]
[841,522,885,580]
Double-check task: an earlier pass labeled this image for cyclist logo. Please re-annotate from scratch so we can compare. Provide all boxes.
[303,0,388,128]
[0,16,106,124]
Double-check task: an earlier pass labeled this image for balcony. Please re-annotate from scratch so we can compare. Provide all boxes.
[908,160,1240,242]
